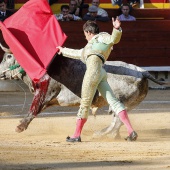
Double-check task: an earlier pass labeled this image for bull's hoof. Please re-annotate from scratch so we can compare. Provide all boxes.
[125,131,138,141]
[114,133,121,140]
[15,124,27,133]
[93,131,121,140]
[15,126,24,133]
[92,131,103,138]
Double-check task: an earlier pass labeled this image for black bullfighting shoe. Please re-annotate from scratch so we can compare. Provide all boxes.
[66,136,81,142]
[125,131,138,141]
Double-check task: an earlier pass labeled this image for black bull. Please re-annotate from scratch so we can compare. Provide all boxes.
[0,50,166,139]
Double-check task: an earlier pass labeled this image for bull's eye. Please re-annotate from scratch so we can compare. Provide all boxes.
[7,55,12,59]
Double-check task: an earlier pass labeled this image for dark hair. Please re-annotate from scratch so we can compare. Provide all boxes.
[120,3,132,12]
[83,20,99,34]
[69,0,78,5]
[0,0,5,3]
[61,5,69,11]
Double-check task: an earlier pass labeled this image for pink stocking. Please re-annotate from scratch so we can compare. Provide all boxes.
[118,110,133,135]
[71,118,87,138]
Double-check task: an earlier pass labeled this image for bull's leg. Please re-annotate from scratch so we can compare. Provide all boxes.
[16,114,35,133]
[93,114,123,139]
[110,116,123,139]
[15,74,50,133]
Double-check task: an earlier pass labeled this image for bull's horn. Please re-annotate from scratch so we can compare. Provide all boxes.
[0,43,12,53]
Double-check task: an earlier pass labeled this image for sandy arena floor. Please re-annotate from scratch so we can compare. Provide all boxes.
[0,89,170,170]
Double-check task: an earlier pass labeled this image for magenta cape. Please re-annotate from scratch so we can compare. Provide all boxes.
[0,0,67,82]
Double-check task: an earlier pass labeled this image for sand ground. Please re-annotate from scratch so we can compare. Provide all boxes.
[0,90,170,170]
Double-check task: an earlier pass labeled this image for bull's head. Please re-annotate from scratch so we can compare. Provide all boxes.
[0,43,23,80]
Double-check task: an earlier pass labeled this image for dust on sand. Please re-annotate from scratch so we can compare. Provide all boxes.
[0,90,170,170]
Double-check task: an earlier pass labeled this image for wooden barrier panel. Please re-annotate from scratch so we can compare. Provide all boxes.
[59,20,170,66]
[0,20,170,67]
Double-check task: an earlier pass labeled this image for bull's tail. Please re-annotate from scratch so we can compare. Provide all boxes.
[142,71,170,85]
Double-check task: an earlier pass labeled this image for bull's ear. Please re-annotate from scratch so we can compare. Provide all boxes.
[0,43,12,53]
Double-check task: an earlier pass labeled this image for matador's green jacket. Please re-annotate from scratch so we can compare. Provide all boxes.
[60,28,122,63]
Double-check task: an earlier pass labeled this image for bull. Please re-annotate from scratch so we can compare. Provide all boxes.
[0,44,165,140]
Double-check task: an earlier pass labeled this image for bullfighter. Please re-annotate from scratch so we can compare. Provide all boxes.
[57,18,138,142]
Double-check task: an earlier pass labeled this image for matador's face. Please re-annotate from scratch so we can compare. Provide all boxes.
[84,31,94,42]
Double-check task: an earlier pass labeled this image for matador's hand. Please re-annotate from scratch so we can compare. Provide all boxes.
[56,46,63,55]
[112,17,121,29]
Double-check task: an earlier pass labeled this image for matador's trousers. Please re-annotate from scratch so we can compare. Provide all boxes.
[77,55,125,119]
